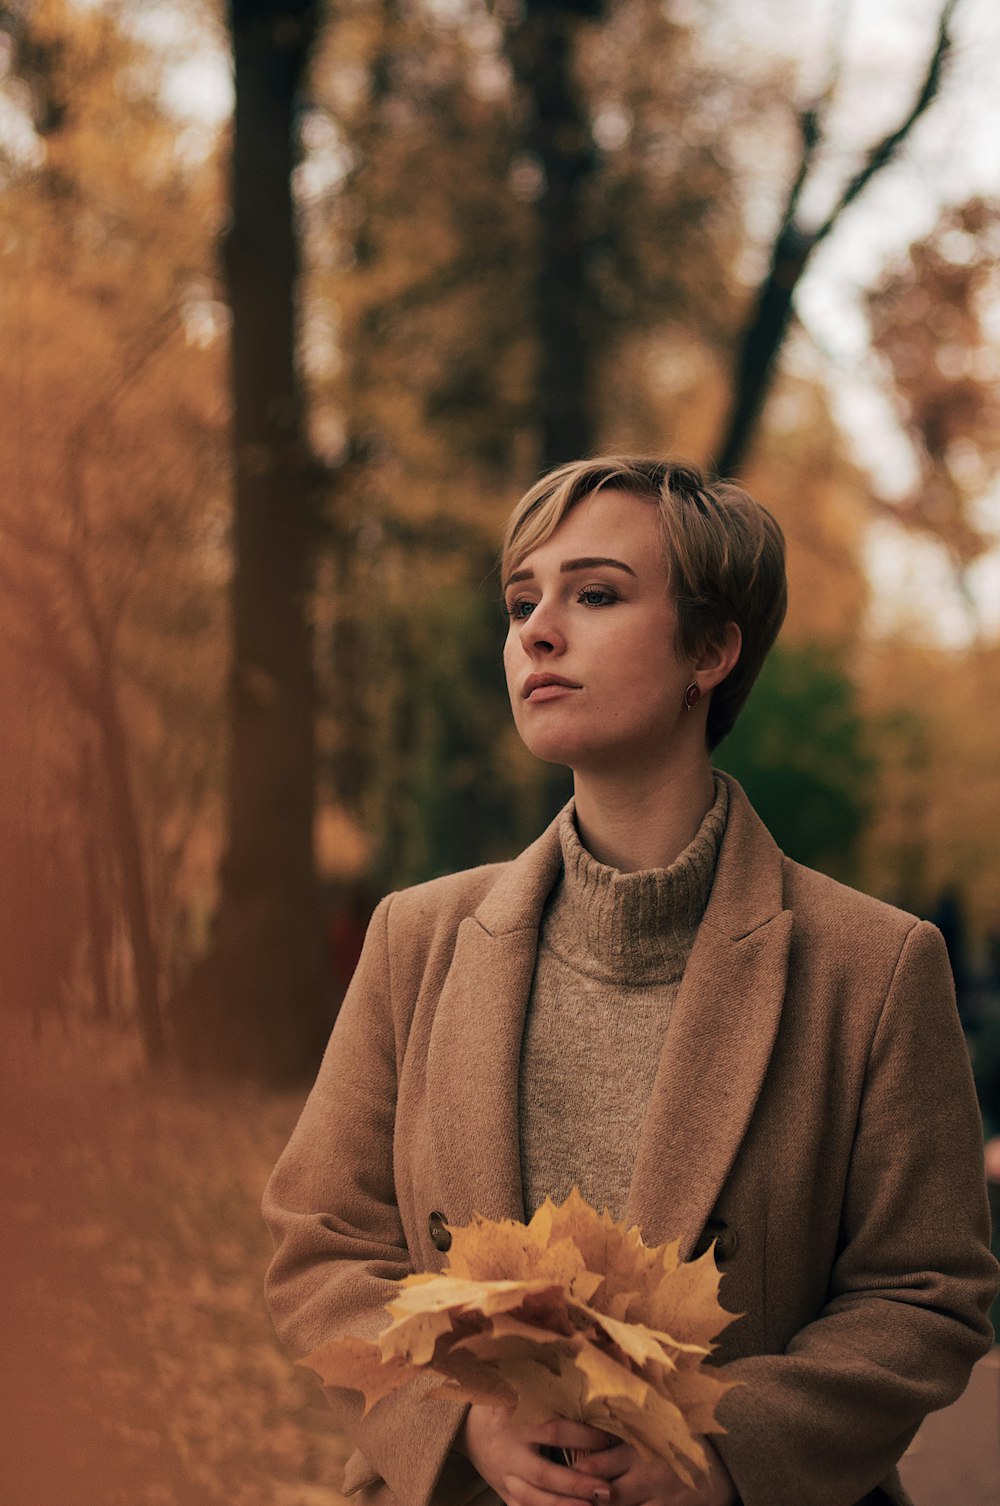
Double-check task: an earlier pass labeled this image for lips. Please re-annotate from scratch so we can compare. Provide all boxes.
[522,673,582,700]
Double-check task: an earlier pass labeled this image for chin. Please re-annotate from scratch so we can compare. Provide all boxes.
[518,728,619,771]
[516,728,578,768]
[519,718,683,777]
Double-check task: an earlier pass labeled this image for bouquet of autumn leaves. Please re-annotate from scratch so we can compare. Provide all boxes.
[300,1187,739,1486]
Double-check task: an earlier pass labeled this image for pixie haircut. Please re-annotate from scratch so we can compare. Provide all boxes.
[501,455,787,751]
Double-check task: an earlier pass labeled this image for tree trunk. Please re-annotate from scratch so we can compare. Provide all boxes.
[505,0,603,469]
[171,0,327,1083]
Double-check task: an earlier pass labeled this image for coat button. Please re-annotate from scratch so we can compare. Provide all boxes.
[694,1218,737,1261]
[428,1210,452,1252]
[715,1224,738,1261]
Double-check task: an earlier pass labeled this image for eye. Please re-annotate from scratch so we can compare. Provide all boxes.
[506,596,535,620]
[578,586,617,607]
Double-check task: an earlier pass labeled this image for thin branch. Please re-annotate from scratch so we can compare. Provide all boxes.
[0,557,100,714]
[63,308,183,458]
[0,493,110,665]
[813,0,958,245]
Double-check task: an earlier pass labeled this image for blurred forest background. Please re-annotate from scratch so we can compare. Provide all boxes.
[2,1,999,1502]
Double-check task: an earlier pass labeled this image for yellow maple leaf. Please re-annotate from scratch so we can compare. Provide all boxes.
[657,1361,735,1438]
[579,1305,698,1372]
[446,1209,603,1303]
[641,1244,734,1346]
[302,1335,414,1416]
[534,1188,684,1323]
[495,1351,591,1429]
[380,1276,571,1365]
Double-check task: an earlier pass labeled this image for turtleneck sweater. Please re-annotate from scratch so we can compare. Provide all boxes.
[517,774,729,1224]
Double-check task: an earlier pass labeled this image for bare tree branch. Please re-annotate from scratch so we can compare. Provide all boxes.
[63,309,183,459]
[715,0,959,477]
[0,554,100,714]
[813,0,958,246]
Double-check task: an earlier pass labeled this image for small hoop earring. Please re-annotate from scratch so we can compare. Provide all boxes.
[683,681,702,710]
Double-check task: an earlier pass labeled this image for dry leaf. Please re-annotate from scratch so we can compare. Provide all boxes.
[307,1335,414,1417]
[300,1186,741,1482]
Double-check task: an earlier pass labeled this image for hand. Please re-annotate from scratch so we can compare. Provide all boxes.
[574,1436,738,1506]
[984,1135,1000,1184]
[455,1403,619,1506]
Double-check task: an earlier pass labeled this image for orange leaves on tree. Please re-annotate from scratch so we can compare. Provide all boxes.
[300,1187,741,1486]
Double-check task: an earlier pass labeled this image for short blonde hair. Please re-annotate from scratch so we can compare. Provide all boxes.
[501,455,787,750]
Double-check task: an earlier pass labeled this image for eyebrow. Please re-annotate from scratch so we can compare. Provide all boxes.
[504,556,638,589]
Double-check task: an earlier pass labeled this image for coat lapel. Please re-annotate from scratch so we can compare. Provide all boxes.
[623,775,792,1254]
[621,908,792,1256]
[424,774,791,1254]
[424,817,564,1226]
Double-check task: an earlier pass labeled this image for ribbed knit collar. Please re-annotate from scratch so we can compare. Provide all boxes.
[541,774,729,985]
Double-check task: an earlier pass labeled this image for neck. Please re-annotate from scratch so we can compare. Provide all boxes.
[572,750,717,873]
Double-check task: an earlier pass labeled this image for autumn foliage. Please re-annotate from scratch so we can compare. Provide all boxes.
[2,2,998,1067]
[302,1188,738,1485]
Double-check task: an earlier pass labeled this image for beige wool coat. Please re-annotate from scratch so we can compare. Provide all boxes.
[262,773,1000,1506]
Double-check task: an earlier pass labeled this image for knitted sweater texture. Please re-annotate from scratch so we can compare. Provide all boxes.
[518,775,729,1223]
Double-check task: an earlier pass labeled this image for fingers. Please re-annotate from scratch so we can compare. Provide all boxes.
[534,1419,619,1452]
[517,1482,611,1506]
[526,1452,614,1501]
[571,1444,631,1481]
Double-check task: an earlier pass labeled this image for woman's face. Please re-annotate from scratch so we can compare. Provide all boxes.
[503,488,698,775]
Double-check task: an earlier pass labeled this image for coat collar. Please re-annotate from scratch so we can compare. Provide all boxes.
[471,771,785,942]
[425,772,792,1258]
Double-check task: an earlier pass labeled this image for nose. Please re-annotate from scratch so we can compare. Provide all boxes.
[518,597,566,656]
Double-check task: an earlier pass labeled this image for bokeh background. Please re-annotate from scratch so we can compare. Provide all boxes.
[1,0,999,1502]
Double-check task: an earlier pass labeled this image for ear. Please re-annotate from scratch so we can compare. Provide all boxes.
[694,621,742,692]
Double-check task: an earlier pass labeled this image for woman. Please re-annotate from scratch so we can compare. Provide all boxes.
[262,457,999,1506]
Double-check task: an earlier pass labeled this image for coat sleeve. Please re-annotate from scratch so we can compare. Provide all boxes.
[713,919,1000,1506]
[261,894,482,1506]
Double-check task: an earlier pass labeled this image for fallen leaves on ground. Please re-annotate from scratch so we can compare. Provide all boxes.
[0,1017,350,1506]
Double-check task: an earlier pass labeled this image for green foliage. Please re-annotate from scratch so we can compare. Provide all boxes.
[338,559,568,891]
[309,0,749,507]
[309,0,757,890]
[715,644,875,879]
